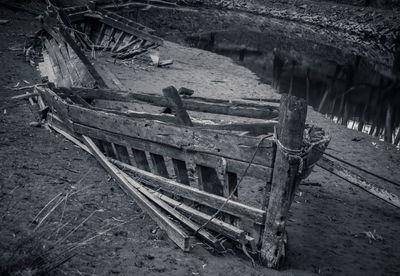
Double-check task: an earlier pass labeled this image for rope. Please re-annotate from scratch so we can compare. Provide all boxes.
[193,134,272,235]
[274,126,331,176]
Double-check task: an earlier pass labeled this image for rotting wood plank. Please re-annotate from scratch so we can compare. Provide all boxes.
[57,88,279,120]
[48,39,73,87]
[83,136,191,251]
[149,189,254,246]
[44,39,65,87]
[72,122,273,180]
[109,159,266,224]
[317,156,400,209]
[96,13,162,44]
[118,169,224,250]
[67,104,275,167]
[111,30,126,52]
[42,23,107,88]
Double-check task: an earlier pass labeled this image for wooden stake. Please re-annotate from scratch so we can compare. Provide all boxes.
[162,86,193,126]
[260,94,307,268]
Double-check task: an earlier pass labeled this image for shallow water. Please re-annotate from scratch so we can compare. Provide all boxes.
[185,28,400,145]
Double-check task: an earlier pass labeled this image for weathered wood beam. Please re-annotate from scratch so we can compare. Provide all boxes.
[260,94,307,268]
[317,157,400,209]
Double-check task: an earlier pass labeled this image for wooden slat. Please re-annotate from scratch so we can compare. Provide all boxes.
[110,159,266,224]
[83,136,191,251]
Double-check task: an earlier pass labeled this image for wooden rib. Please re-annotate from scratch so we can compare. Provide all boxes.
[83,136,191,251]
[111,31,126,52]
[95,23,106,45]
[115,38,141,53]
[110,159,266,224]
[149,153,169,178]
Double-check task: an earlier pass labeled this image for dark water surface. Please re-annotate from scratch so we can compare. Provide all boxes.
[185,28,400,146]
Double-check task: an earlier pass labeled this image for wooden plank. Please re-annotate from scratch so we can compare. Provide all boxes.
[83,136,190,251]
[261,94,307,268]
[109,159,266,224]
[73,123,273,180]
[149,189,252,246]
[61,87,279,119]
[44,39,64,87]
[317,157,400,209]
[48,39,73,87]
[68,105,275,167]
[97,13,163,44]
[118,169,223,250]
[42,23,107,88]
[111,31,126,52]
[162,86,193,126]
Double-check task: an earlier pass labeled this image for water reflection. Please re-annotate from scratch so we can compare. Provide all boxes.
[186,29,400,146]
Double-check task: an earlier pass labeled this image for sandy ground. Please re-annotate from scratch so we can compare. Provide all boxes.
[1,6,400,276]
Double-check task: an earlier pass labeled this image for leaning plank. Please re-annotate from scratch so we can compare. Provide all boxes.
[73,123,272,180]
[150,189,252,245]
[83,135,191,251]
[317,156,400,209]
[118,169,224,250]
[109,159,266,224]
[55,87,279,120]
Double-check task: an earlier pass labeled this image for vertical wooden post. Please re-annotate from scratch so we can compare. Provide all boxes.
[162,86,193,126]
[260,93,307,268]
